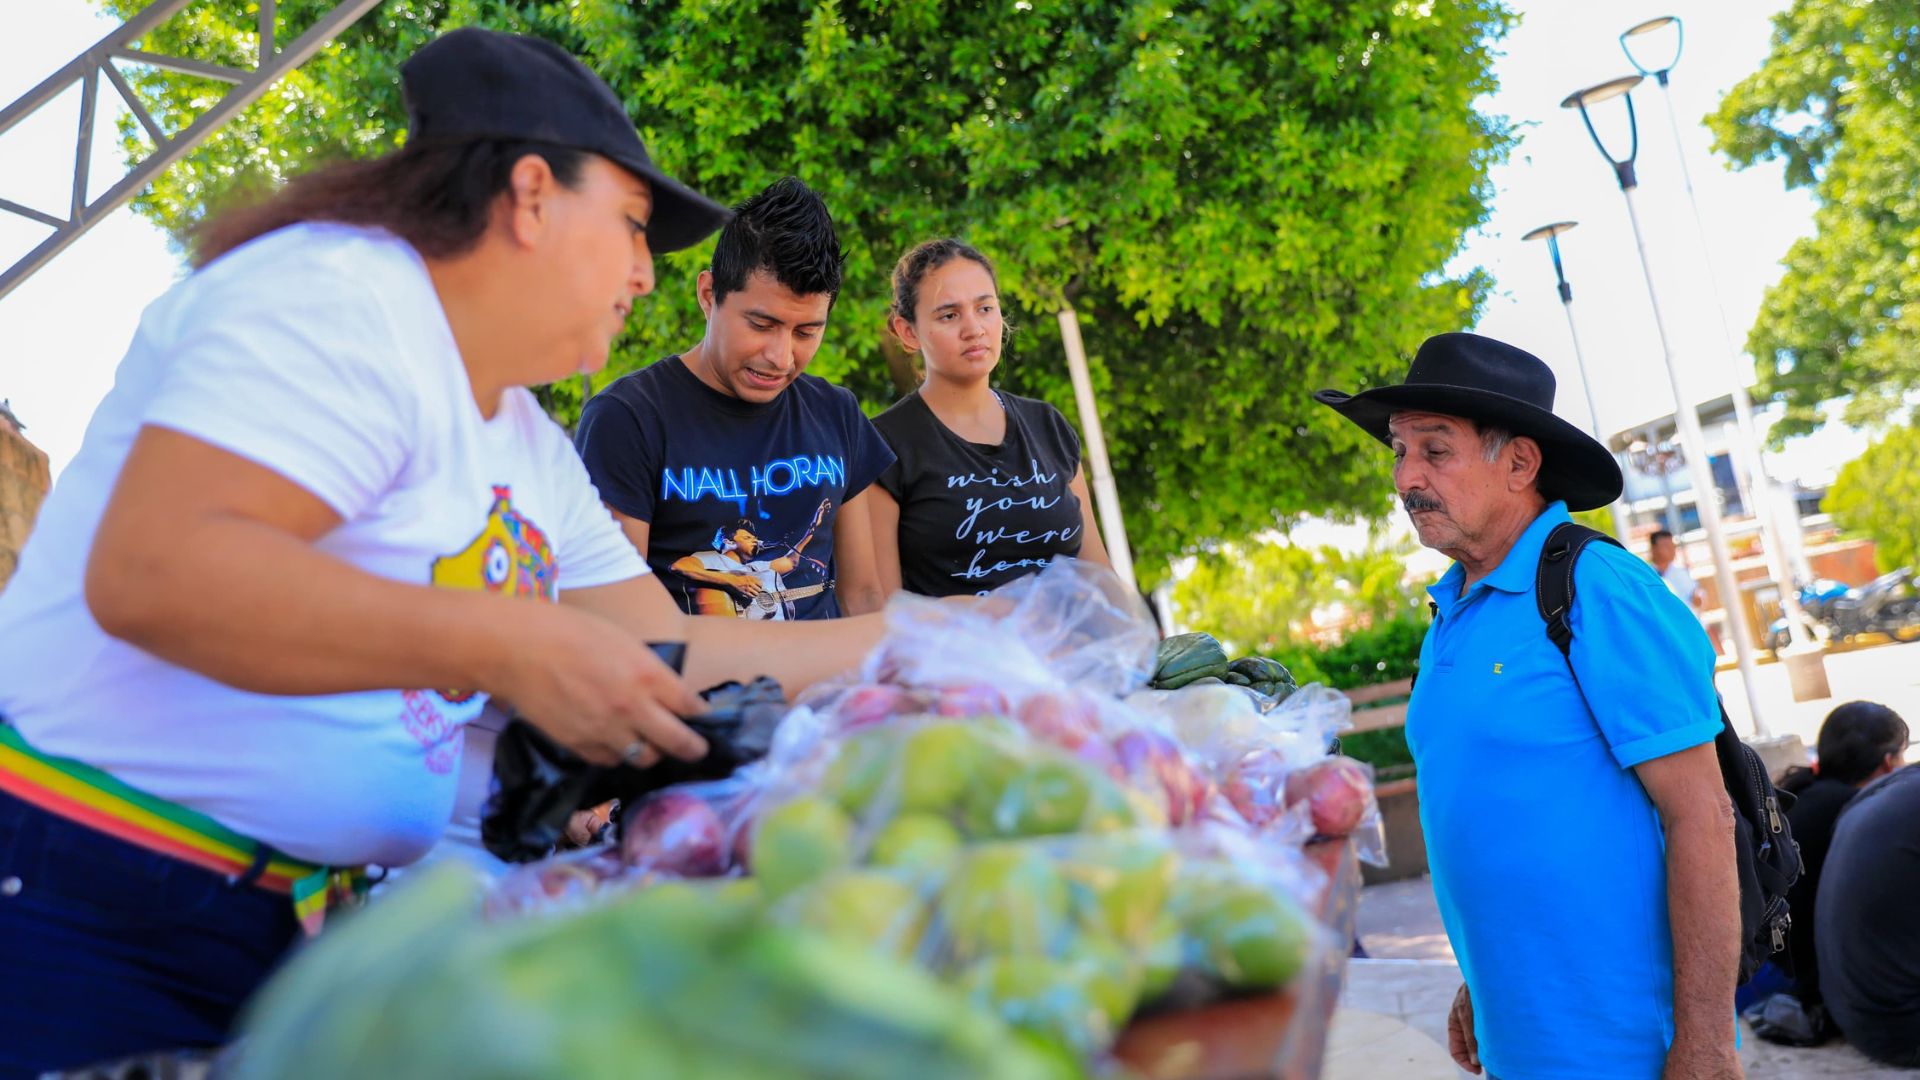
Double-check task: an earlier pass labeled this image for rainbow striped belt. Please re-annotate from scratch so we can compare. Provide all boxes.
[0,723,366,935]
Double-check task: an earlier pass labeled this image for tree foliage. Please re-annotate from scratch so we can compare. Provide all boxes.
[1708,0,1920,442]
[1170,531,1425,653]
[103,0,1514,578]
[1824,420,1920,574]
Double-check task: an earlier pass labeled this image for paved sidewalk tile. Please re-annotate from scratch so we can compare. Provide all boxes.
[1324,1007,1461,1080]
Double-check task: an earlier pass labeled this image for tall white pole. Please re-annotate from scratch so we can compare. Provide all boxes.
[1558,300,1605,437]
[1057,305,1138,593]
[1621,185,1769,736]
[1650,81,1816,651]
[1555,291,1630,537]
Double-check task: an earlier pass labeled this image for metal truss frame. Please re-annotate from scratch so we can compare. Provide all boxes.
[0,0,383,301]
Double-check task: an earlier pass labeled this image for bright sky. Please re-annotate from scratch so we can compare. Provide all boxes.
[0,1,186,478]
[0,0,1866,492]
[1454,0,1870,490]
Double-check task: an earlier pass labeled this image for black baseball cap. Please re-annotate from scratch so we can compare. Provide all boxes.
[400,27,730,254]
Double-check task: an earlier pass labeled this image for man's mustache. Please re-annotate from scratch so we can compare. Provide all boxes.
[1402,491,1444,513]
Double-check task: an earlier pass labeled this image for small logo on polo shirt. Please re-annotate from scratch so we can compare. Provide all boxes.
[1493,663,1504,675]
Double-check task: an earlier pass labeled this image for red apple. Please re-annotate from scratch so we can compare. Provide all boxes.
[1283,757,1374,837]
[1113,728,1209,826]
[622,790,727,877]
[935,683,1010,719]
[1222,748,1290,829]
[837,684,913,730]
[1016,690,1103,750]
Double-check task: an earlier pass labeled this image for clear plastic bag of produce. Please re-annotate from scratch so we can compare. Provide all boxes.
[701,704,1333,1065]
[858,559,1160,703]
[1281,756,1387,867]
[747,814,1334,1065]
[485,768,770,917]
[481,840,634,919]
[235,864,1079,1080]
[480,667,788,863]
[788,564,1236,835]
[482,699,1225,917]
[587,698,1268,896]
[1123,681,1386,861]
[1124,681,1350,775]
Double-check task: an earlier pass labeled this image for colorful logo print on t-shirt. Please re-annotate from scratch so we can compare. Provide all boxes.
[431,485,558,601]
[428,485,558,707]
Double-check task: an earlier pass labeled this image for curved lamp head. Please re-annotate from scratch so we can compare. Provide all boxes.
[1560,74,1644,111]
[1621,16,1683,84]
[1522,221,1579,243]
[1523,221,1579,297]
[1562,75,1645,189]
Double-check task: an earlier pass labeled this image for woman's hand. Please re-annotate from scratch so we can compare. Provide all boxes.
[492,602,707,767]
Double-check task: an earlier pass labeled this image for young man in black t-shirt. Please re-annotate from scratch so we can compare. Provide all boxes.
[574,177,893,620]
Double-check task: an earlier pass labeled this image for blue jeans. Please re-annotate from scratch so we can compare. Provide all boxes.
[0,788,299,1078]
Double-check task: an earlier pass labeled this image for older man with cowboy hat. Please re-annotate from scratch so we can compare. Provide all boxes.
[1317,333,1741,1080]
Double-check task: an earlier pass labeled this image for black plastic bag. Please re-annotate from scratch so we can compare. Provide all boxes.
[479,642,787,862]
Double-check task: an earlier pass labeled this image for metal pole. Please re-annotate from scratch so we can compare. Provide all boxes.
[1057,306,1138,593]
[0,0,196,138]
[1551,277,1630,536]
[1649,80,1817,652]
[0,0,384,302]
[1621,184,1769,736]
[1529,224,1633,537]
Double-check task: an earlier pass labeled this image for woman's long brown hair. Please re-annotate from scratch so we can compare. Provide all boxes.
[192,139,585,268]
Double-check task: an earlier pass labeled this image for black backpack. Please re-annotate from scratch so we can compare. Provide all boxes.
[1535,522,1802,984]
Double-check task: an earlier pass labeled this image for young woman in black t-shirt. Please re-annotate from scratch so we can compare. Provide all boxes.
[867,238,1110,596]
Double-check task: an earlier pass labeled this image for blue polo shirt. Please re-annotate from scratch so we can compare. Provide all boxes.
[1407,502,1721,1080]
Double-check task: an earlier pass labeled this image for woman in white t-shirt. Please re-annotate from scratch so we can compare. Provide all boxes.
[0,29,883,1072]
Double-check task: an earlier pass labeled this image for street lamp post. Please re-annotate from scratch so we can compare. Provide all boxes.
[1522,220,1630,537]
[1620,16,1820,659]
[1562,75,1771,737]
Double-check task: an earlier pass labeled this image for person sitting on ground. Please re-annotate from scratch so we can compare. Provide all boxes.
[1815,759,1920,1066]
[1748,701,1910,1043]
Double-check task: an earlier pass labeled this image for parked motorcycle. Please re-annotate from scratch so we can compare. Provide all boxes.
[1767,568,1920,653]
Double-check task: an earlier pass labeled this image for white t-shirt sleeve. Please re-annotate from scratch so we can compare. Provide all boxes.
[537,410,648,590]
[141,272,414,521]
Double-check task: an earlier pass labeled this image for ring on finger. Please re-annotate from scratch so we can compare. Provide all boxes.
[621,740,647,764]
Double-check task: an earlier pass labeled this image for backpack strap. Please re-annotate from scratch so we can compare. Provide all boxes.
[1534,522,1624,660]
[1531,520,1802,981]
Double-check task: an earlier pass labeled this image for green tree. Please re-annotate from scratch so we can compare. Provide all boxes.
[1708,0,1920,442]
[1824,422,1920,573]
[1570,506,1617,537]
[102,0,1514,578]
[1169,529,1425,653]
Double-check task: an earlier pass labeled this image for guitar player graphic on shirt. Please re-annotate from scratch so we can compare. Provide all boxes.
[671,498,832,620]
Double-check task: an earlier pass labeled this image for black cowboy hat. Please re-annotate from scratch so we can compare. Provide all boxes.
[1313,333,1623,511]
